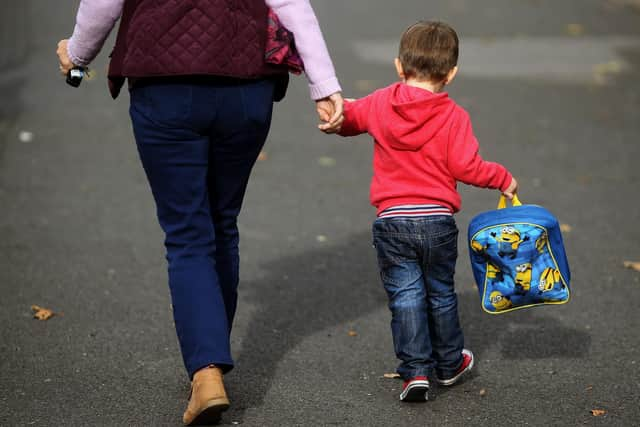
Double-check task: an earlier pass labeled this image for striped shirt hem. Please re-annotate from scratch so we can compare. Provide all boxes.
[378,204,453,219]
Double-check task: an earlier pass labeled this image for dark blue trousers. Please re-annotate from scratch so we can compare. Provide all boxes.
[129,77,275,378]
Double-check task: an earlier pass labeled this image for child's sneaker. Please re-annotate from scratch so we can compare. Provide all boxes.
[399,376,430,401]
[436,349,474,386]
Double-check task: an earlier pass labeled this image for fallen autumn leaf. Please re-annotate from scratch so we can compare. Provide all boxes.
[31,305,55,321]
[85,68,97,81]
[318,156,336,167]
[590,409,606,417]
[383,373,401,379]
[566,23,585,36]
[348,330,358,337]
[623,261,640,272]
[560,224,573,232]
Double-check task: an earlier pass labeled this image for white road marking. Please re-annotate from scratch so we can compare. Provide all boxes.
[353,36,640,82]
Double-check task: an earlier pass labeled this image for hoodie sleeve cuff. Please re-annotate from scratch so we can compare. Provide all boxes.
[67,38,92,67]
[309,76,342,100]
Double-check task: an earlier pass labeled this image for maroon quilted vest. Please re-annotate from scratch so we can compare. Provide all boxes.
[108,0,287,98]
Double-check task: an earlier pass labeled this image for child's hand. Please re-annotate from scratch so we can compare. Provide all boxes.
[321,123,342,134]
[316,92,344,134]
[502,177,518,200]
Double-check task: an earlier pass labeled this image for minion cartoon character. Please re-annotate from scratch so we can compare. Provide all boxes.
[491,226,529,259]
[486,263,503,281]
[471,240,489,255]
[538,267,563,292]
[535,231,548,254]
[514,263,532,293]
[489,290,512,311]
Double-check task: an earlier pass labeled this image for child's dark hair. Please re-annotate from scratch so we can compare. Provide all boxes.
[399,21,459,82]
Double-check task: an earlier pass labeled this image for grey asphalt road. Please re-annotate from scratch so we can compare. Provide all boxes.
[2,1,640,426]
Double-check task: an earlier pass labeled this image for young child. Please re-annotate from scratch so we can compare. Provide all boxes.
[334,21,518,401]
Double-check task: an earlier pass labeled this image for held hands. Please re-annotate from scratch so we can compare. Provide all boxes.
[316,92,344,134]
[57,39,77,76]
[502,177,519,200]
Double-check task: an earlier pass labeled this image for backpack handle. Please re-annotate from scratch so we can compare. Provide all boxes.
[498,194,522,209]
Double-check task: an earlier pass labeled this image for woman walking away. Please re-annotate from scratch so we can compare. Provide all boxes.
[56,0,343,424]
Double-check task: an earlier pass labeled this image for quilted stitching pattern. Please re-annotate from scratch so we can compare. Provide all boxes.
[114,0,270,78]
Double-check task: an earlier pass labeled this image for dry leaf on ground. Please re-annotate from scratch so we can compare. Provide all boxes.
[479,388,487,397]
[318,156,336,167]
[383,373,401,379]
[84,68,97,81]
[560,223,573,232]
[623,261,640,272]
[31,305,55,321]
[566,23,585,36]
[591,409,606,417]
[594,61,622,75]
[593,61,624,85]
[348,330,358,337]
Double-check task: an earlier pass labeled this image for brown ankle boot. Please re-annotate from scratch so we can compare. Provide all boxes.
[183,365,230,426]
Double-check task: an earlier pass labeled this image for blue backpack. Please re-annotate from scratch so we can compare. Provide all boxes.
[467,196,571,314]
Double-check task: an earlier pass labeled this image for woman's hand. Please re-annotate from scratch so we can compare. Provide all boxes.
[316,92,344,133]
[57,39,76,76]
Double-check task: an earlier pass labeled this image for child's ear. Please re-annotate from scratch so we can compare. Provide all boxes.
[394,58,405,80]
[443,66,458,85]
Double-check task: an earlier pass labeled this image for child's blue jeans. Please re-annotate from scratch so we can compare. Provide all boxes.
[372,215,465,380]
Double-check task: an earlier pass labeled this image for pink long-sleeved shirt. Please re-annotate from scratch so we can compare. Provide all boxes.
[67,0,341,99]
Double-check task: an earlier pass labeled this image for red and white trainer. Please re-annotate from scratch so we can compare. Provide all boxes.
[399,376,430,402]
[436,349,474,386]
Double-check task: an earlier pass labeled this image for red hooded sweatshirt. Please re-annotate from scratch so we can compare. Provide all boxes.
[339,82,512,215]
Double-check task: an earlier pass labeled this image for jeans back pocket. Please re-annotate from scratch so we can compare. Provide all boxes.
[131,83,193,129]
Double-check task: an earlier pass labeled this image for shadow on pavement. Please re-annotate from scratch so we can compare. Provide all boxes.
[229,230,591,421]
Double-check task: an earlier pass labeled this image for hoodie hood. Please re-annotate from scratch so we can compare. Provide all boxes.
[384,83,456,151]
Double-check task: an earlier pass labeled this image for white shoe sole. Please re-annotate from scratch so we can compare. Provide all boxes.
[399,380,430,402]
[437,349,474,386]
